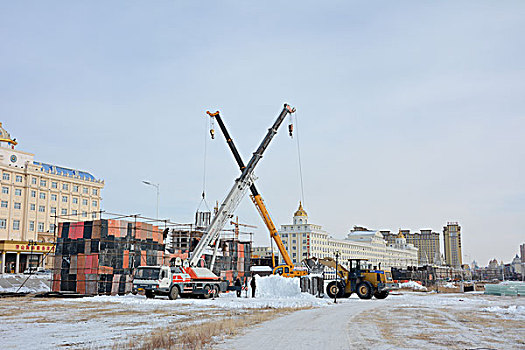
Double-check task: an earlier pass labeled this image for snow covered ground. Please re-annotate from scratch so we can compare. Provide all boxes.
[1,276,524,349]
[0,273,51,293]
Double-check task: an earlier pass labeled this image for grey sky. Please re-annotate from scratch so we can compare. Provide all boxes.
[1,1,524,266]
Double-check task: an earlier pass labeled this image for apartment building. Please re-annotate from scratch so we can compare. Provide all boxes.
[443,222,462,268]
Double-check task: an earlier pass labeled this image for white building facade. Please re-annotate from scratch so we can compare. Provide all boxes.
[279,203,418,271]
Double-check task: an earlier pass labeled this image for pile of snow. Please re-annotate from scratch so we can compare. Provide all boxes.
[255,274,301,298]
[398,281,427,291]
[482,305,525,320]
[442,282,458,289]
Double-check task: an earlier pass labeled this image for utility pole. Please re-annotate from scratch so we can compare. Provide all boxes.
[334,250,340,304]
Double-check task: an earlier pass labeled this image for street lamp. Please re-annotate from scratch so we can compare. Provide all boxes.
[334,250,340,304]
[142,180,160,221]
[28,240,36,274]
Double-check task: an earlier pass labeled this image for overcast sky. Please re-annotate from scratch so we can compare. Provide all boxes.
[1,1,524,266]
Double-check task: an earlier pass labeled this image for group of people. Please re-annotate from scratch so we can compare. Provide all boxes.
[234,275,257,298]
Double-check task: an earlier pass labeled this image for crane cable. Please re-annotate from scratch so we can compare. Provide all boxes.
[196,114,211,213]
[294,111,306,205]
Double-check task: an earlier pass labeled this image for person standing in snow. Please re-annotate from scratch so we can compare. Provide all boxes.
[250,275,256,298]
[234,278,242,297]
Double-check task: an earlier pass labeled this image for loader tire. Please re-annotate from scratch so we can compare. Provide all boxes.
[145,290,155,299]
[374,290,389,299]
[327,281,345,298]
[356,281,373,300]
[168,286,180,300]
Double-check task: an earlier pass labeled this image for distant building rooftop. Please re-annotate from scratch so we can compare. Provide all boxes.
[33,161,99,182]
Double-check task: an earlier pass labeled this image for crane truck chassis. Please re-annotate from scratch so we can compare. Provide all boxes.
[132,265,227,299]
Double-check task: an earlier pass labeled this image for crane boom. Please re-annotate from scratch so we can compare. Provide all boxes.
[207,110,295,267]
[188,104,295,267]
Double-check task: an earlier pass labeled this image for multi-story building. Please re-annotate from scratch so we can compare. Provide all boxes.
[405,229,441,266]
[443,222,462,268]
[278,203,418,271]
[520,243,525,263]
[0,123,104,273]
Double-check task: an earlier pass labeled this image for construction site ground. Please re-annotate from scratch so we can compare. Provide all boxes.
[1,291,523,349]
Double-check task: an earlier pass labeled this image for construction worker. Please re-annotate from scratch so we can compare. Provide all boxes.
[250,275,257,298]
[234,278,242,297]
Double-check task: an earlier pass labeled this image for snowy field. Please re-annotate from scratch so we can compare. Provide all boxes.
[1,276,524,349]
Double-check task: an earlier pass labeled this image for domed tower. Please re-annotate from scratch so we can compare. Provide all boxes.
[395,229,407,245]
[0,122,17,149]
[293,201,308,225]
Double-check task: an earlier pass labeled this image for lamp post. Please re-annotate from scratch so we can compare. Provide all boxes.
[28,240,36,273]
[334,250,340,304]
[142,180,160,220]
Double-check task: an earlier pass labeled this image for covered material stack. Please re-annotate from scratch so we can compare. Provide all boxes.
[52,219,166,295]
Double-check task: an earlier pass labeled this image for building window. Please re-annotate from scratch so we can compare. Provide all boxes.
[32,177,37,185]
[38,222,44,232]
[39,192,46,199]
[82,211,87,218]
[15,189,22,196]
[92,200,97,207]
[51,181,57,189]
[83,187,88,194]
[30,203,35,210]
[292,253,297,257]
[92,212,97,219]
[62,183,68,190]
[292,240,296,244]
[50,223,56,232]
[1,201,7,208]
[61,209,67,215]
[51,207,56,214]
[73,185,79,192]
[29,221,34,231]
[2,173,9,180]
[72,197,78,204]
[0,219,6,229]
[92,188,98,195]
[82,199,88,206]
[13,220,20,230]
[62,196,68,203]
[51,194,57,201]
[16,175,22,182]
[31,190,36,198]
[40,179,47,187]
[14,202,21,209]
[72,210,77,215]
[2,187,8,194]
[38,205,45,212]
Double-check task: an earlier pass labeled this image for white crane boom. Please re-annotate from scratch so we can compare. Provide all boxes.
[188,104,295,267]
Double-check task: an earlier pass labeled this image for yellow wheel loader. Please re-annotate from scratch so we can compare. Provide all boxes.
[319,258,398,299]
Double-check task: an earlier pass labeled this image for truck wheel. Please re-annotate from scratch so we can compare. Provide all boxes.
[327,281,345,298]
[356,282,373,299]
[145,290,155,299]
[168,286,180,300]
[374,290,389,299]
[202,285,211,299]
[211,285,219,298]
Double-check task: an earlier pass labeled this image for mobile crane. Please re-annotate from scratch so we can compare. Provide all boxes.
[207,110,307,278]
[133,104,295,299]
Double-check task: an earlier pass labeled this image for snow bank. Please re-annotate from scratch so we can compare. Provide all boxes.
[442,282,457,289]
[255,275,301,298]
[482,305,525,320]
[398,281,427,291]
